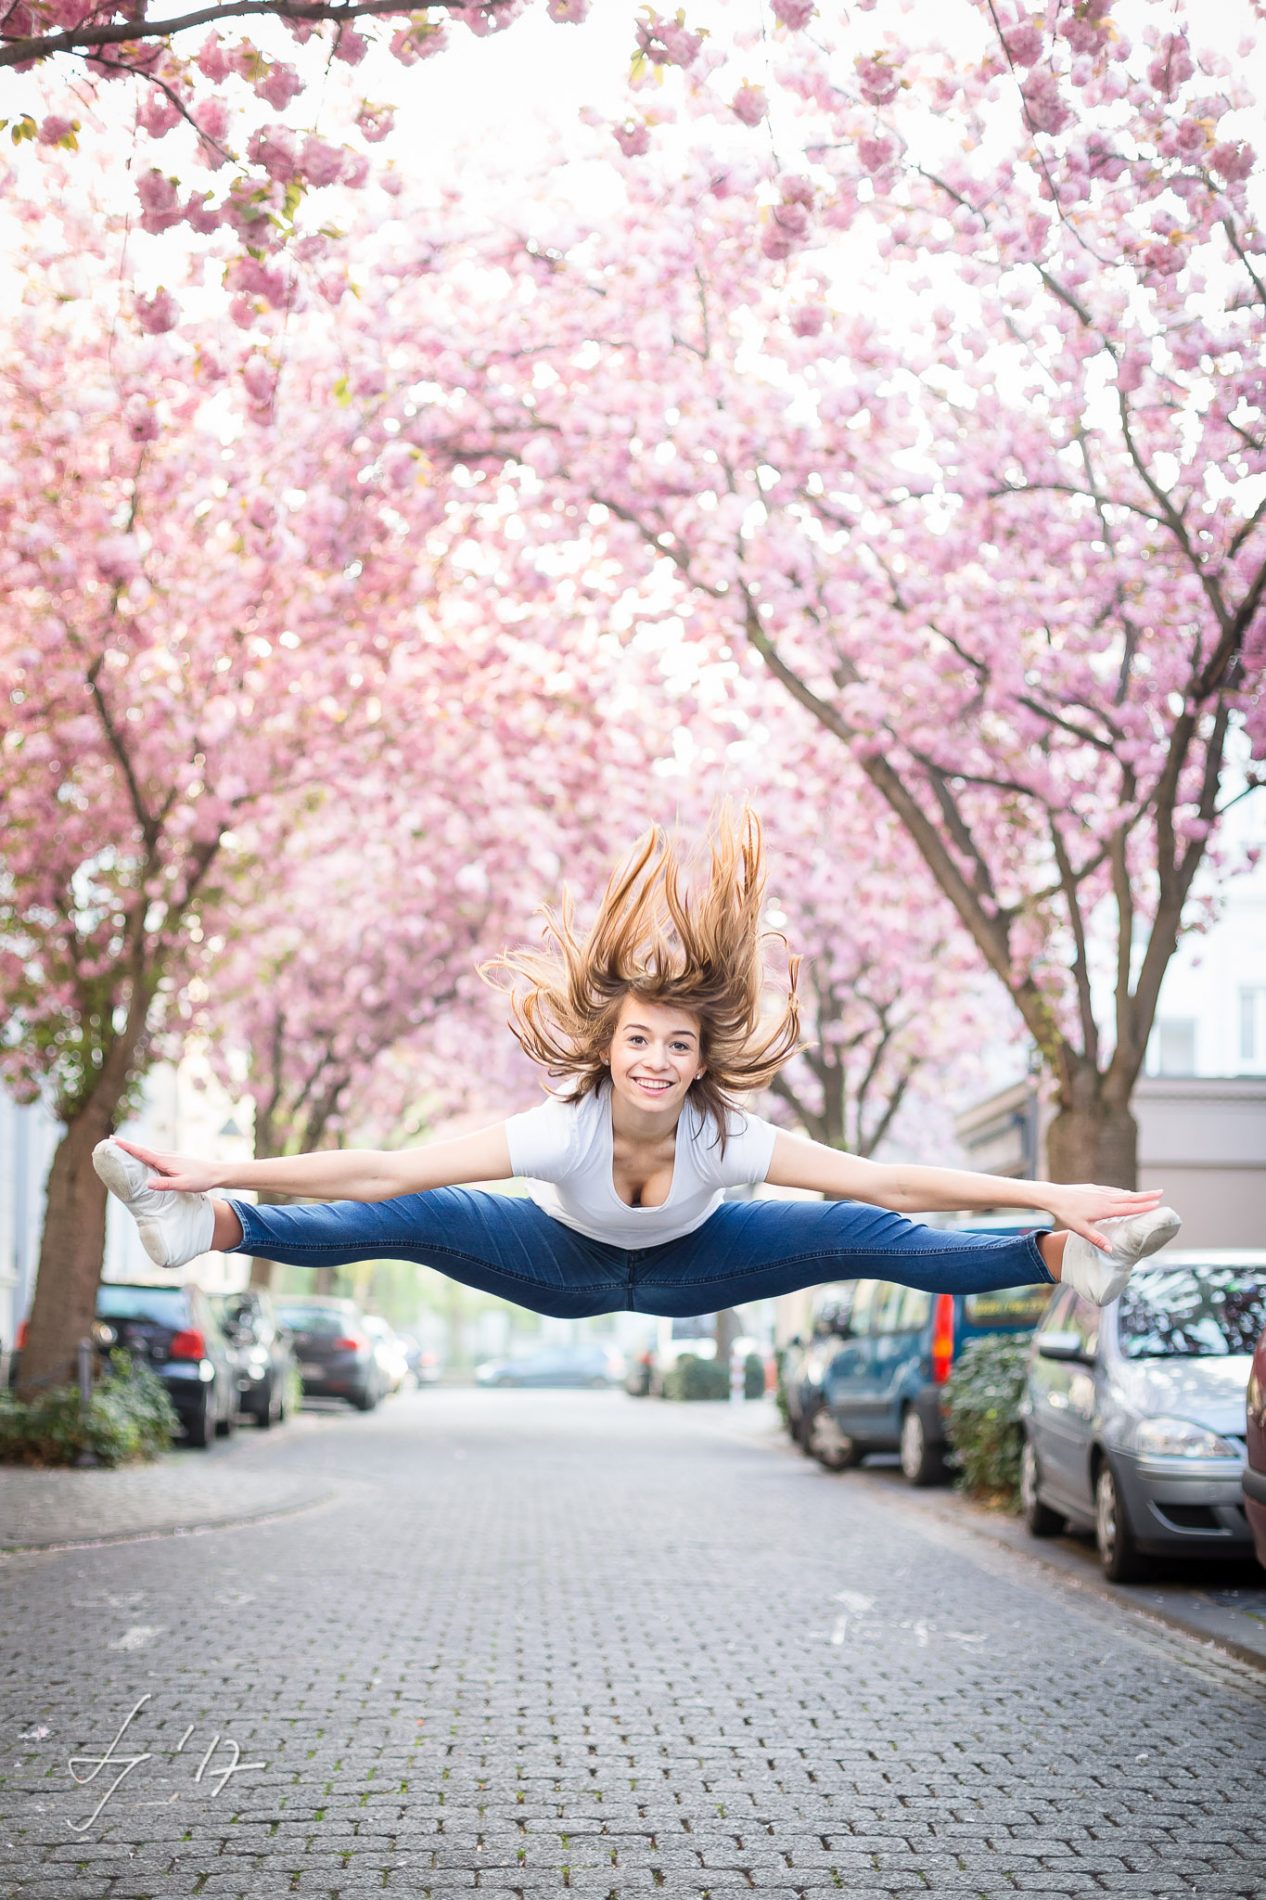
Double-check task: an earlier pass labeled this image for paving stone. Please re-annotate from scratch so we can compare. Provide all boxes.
[2,1389,1264,1900]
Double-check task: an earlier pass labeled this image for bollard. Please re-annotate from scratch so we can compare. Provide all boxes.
[729,1343,744,1406]
[75,1337,98,1468]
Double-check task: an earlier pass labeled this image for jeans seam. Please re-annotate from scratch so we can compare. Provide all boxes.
[640,1234,1049,1290]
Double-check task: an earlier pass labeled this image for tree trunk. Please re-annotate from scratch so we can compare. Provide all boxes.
[15,1107,113,1402]
[714,1306,742,1365]
[1045,1064,1138,1188]
[247,1188,289,1290]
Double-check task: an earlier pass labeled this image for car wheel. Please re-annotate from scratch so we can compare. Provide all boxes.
[215,1392,236,1437]
[1020,1435,1065,1537]
[899,1407,947,1487]
[353,1383,378,1412]
[186,1386,213,1449]
[255,1376,275,1429]
[1095,1460,1147,1582]
[808,1407,863,1471]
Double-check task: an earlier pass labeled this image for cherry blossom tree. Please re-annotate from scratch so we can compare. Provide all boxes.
[376,0,1265,1185]
[0,0,625,291]
[663,728,1006,1166]
[0,175,645,1398]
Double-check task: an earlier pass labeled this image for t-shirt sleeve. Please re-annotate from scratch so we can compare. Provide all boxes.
[503,1093,580,1183]
[708,1102,780,1190]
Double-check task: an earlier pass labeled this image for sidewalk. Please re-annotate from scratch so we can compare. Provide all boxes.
[0,1408,334,1554]
[699,1395,1266,1674]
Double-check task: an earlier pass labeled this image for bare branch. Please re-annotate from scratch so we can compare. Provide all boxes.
[1,0,477,70]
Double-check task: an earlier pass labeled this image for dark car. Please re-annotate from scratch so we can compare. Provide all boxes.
[1020,1251,1265,1581]
[475,1344,624,1388]
[817,1256,1053,1485]
[1246,1289,1266,1572]
[273,1295,385,1411]
[209,1287,297,1429]
[11,1281,240,1448]
[781,1282,857,1462]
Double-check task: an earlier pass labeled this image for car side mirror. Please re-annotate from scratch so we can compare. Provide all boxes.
[1037,1330,1088,1363]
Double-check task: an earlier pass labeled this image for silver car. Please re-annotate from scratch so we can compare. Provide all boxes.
[1019,1251,1266,1581]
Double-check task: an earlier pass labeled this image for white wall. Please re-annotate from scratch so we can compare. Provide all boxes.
[0,1090,60,1357]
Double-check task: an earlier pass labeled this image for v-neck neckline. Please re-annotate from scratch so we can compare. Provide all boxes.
[603,1079,683,1213]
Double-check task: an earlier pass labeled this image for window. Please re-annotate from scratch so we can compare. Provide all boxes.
[847,1280,880,1334]
[1117,1266,1266,1359]
[1240,987,1266,1071]
[1149,1016,1197,1076]
[813,1284,855,1337]
[897,1287,932,1331]
[869,1284,906,1336]
[963,1286,1053,1330]
[97,1284,188,1326]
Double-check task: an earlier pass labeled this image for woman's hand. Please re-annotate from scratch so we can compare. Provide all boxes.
[1045,1183,1167,1251]
[112,1138,225,1196]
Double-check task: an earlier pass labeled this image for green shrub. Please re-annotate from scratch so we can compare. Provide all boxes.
[661,1352,731,1401]
[942,1333,1032,1506]
[0,1348,179,1467]
[743,1351,766,1399]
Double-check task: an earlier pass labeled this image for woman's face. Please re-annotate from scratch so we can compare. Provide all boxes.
[604,993,703,1120]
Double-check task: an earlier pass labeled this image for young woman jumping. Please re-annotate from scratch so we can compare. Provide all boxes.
[93,808,1180,1317]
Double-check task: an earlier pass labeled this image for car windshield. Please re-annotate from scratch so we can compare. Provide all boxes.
[963,1286,1052,1329]
[97,1284,186,1325]
[276,1305,351,1335]
[1117,1266,1266,1360]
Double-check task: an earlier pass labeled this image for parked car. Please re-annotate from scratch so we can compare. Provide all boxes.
[475,1343,624,1388]
[395,1330,444,1387]
[209,1288,297,1429]
[816,1256,1054,1485]
[624,1336,656,1396]
[362,1315,410,1395]
[274,1295,385,1411]
[10,1281,240,1448]
[624,1317,718,1397]
[1019,1251,1266,1581]
[781,1282,857,1460]
[1245,1299,1266,1573]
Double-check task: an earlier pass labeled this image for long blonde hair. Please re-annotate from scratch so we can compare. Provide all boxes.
[477,803,806,1153]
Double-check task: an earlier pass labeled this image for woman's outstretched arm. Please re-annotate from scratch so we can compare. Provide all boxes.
[764,1130,1165,1251]
[112,1121,514,1203]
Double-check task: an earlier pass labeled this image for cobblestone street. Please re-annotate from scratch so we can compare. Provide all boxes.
[2,1388,1264,1900]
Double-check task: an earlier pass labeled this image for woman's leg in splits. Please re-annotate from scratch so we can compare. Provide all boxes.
[211,1189,631,1321]
[627,1198,1059,1317]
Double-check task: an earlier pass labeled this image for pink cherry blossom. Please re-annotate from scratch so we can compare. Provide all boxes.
[134,287,179,334]
[615,121,651,159]
[732,84,768,127]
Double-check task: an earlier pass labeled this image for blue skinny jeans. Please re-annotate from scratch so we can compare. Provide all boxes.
[226,1189,1053,1319]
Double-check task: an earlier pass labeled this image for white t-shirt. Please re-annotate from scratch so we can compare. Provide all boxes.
[503,1079,780,1248]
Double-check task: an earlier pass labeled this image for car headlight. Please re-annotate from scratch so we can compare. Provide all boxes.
[1131,1416,1243,1459]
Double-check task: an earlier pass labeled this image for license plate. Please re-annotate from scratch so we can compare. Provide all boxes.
[299,1361,323,1379]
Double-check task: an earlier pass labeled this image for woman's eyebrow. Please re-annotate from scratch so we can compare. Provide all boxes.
[624,1023,698,1041]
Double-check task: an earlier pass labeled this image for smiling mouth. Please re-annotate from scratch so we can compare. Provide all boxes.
[631,1078,673,1093]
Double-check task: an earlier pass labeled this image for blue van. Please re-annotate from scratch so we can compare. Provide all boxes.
[817,1232,1053,1485]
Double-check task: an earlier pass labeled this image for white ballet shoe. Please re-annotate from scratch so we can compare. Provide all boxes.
[92,1139,215,1271]
[1059,1205,1182,1307]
